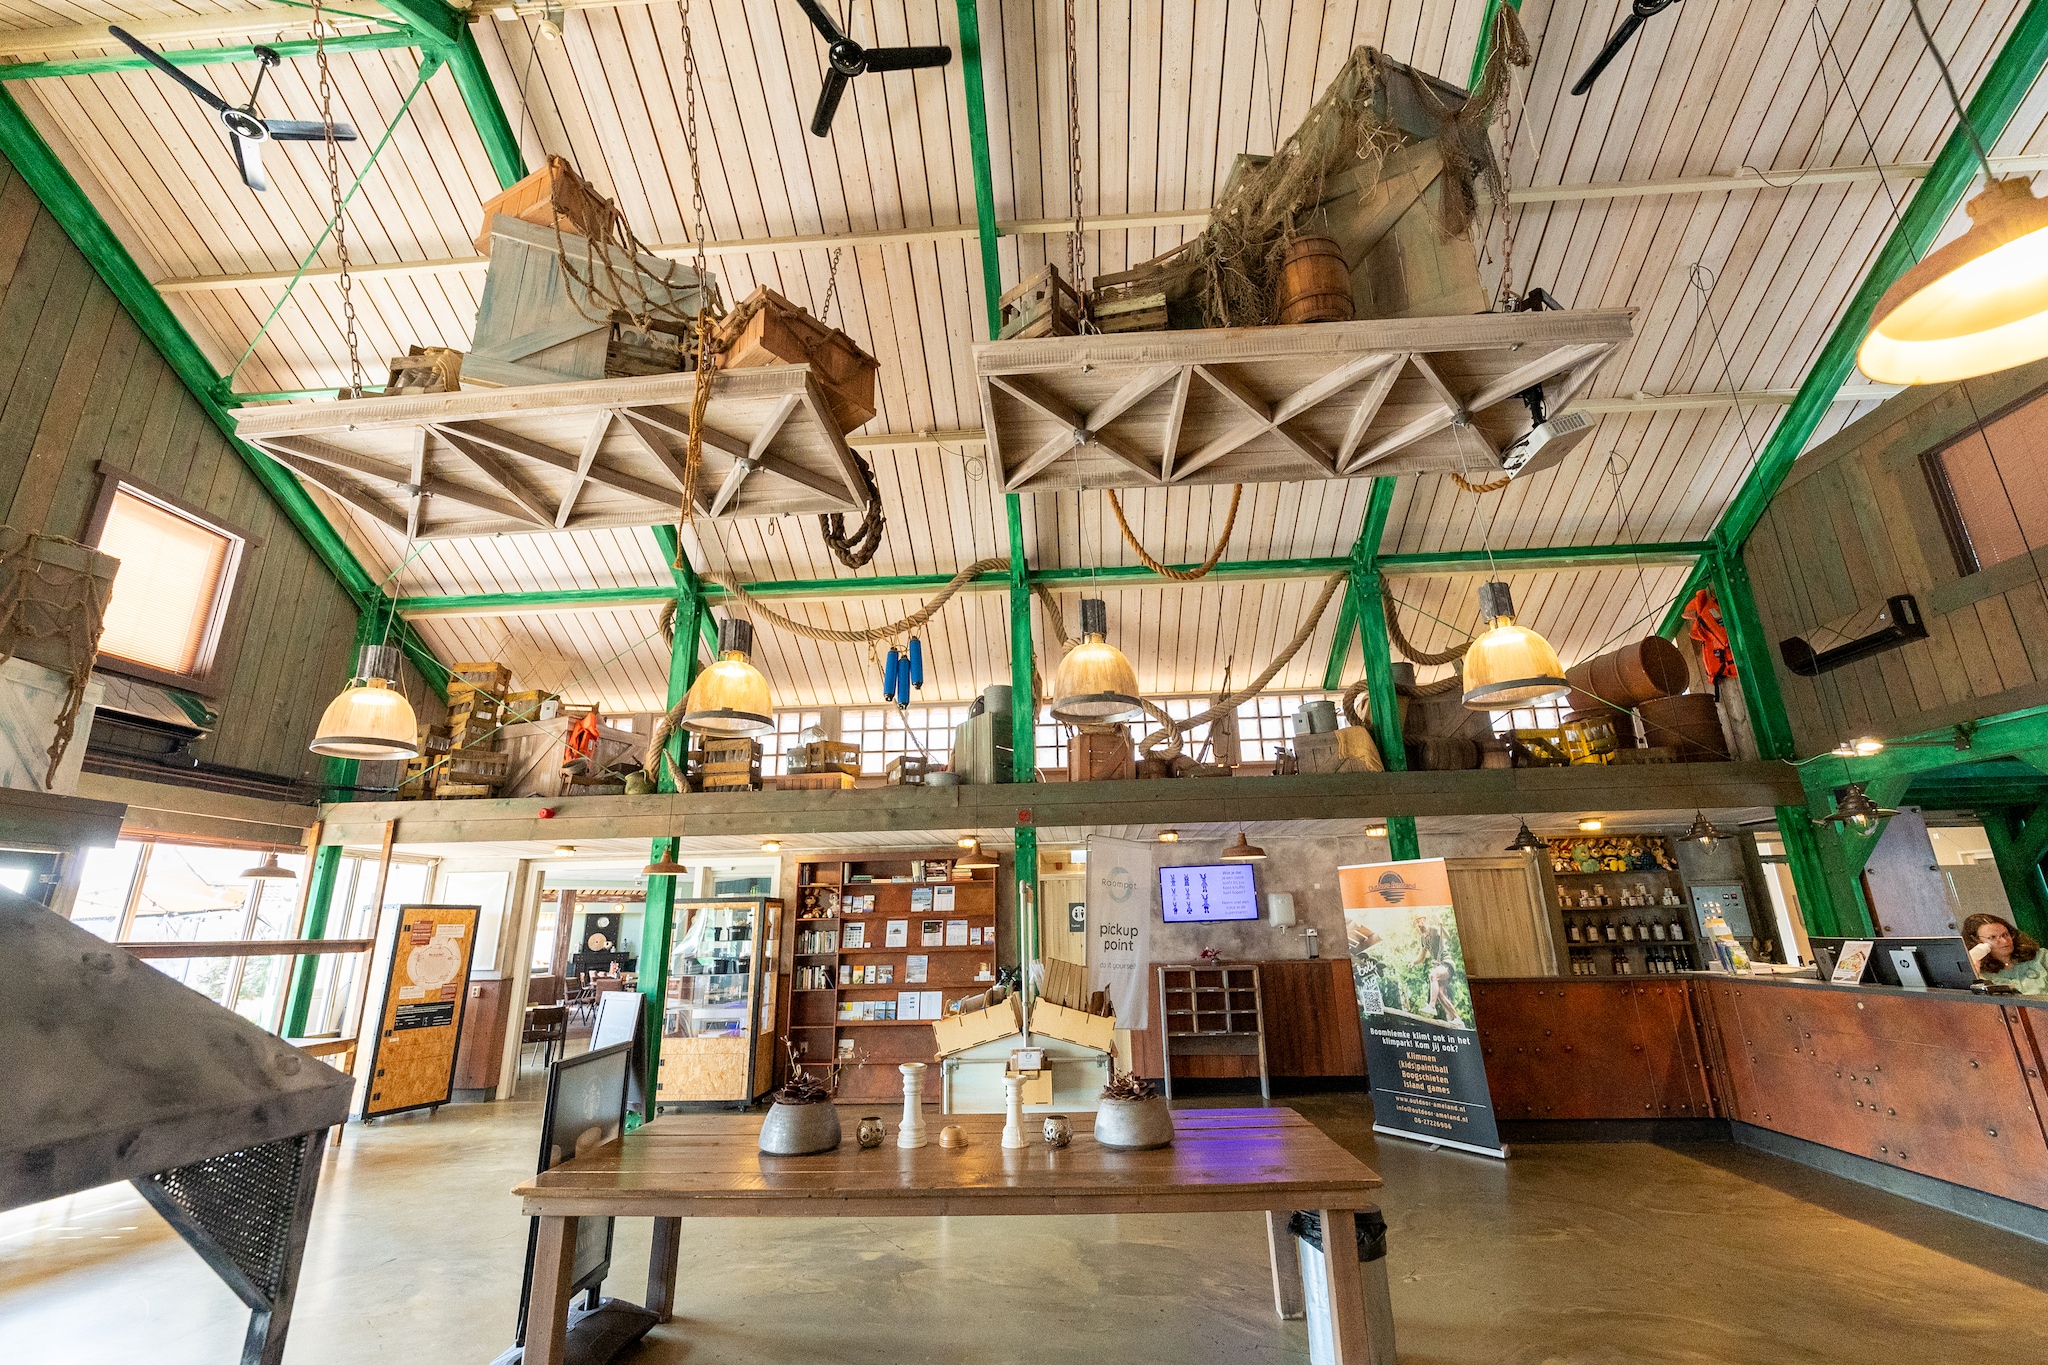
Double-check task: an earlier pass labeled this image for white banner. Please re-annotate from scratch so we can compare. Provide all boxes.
[1085,836,1155,1028]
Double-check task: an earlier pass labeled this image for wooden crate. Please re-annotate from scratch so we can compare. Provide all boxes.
[498,717,641,799]
[1090,263,1170,334]
[442,747,511,789]
[998,264,1083,340]
[503,689,558,724]
[694,737,762,792]
[606,321,687,378]
[1070,730,1134,783]
[385,345,462,395]
[931,994,1023,1058]
[449,662,513,694]
[1030,998,1116,1053]
[715,286,880,434]
[786,738,860,776]
[884,755,928,785]
[773,771,855,791]
[1293,727,1384,775]
[474,154,611,254]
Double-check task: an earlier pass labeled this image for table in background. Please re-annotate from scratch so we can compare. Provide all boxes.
[515,1107,1385,1364]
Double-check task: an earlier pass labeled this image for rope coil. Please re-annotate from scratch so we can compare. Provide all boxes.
[1105,485,1244,580]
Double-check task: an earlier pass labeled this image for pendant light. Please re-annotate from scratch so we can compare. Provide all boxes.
[239,851,297,879]
[681,618,773,734]
[1219,829,1267,862]
[1857,3,2048,385]
[310,644,419,759]
[1503,820,1547,853]
[1461,582,1569,710]
[1366,823,1390,839]
[644,849,687,876]
[1831,736,1885,758]
[1157,829,1180,843]
[1816,783,1899,831]
[1578,817,1604,833]
[956,839,998,871]
[1680,811,1731,847]
[1050,598,1143,723]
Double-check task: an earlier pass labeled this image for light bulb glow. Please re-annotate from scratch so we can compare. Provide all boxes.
[1578,818,1604,833]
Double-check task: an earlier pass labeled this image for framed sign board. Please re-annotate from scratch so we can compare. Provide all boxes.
[364,904,481,1118]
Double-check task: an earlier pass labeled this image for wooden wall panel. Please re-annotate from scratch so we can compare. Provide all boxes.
[1259,959,1366,1079]
[1470,980,1712,1121]
[0,153,364,784]
[1744,356,2048,753]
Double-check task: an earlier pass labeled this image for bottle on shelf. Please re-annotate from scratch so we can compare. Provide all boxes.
[1619,919,1635,943]
[1662,887,1681,907]
[1603,918,1619,942]
[1567,918,1583,944]
[1594,883,1610,907]
[1650,918,1667,942]
[1669,914,1685,941]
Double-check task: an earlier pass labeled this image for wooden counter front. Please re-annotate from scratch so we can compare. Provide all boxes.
[1471,975,2048,1211]
[1129,959,1365,1083]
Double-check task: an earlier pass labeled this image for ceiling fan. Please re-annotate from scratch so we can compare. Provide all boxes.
[792,0,951,137]
[107,26,357,191]
[1570,0,1681,97]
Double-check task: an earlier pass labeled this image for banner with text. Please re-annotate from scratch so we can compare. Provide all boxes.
[1339,859,1504,1158]
[1085,836,1155,1028]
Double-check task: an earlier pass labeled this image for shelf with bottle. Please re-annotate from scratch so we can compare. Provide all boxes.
[1561,909,1691,948]
[1566,944,1693,977]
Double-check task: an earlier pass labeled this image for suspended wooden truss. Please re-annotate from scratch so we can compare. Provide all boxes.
[972,310,1633,492]
[233,368,864,540]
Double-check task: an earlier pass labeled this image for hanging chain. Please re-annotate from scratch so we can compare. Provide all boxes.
[313,0,362,396]
[1490,48,1521,311]
[1063,0,1085,289]
[676,0,714,528]
[820,245,844,328]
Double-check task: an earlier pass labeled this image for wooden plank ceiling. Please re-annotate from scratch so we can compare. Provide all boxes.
[4,0,2046,712]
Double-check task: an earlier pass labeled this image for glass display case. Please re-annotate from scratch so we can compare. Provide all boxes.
[656,897,781,1105]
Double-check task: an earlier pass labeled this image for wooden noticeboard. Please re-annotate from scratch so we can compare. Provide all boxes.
[364,904,481,1118]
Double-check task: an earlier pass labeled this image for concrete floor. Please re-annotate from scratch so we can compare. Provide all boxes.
[5,1082,2045,1364]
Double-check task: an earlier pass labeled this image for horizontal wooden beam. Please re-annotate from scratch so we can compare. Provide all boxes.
[0,30,415,82]
[117,938,374,959]
[0,6,402,59]
[316,762,1806,845]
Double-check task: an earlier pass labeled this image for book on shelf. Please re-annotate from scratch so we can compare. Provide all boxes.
[843,922,867,949]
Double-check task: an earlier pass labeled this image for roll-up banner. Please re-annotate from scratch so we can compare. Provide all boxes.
[1084,836,1156,1028]
[1339,859,1506,1159]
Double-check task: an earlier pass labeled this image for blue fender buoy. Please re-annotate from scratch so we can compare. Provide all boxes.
[883,647,902,700]
[908,636,924,689]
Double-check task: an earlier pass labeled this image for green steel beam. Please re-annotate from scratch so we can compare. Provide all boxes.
[228,388,385,404]
[954,0,1004,332]
[282,843,344,1036]
[1007,495,1035,783]
[0,82,447,698]
[378,0,525,188]
[1379,541,1709,575]
[1469,0,1521,89]
[1709,547,1794,760]
[1980,807,2048,942]
[0,31,416,82]
[650,524,720,660]
[1325,478,1396,690]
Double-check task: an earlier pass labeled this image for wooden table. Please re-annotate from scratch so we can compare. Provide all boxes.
[515,1107,1385,1363]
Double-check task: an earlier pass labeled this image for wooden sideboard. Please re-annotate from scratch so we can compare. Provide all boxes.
[1130,958,1364,1083]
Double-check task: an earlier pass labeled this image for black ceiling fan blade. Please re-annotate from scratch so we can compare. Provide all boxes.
[861,44,952,72]
[793,0,845,43]
[231,131,268,192]
[264,119,358,142]
[810,67,851,136]
[107,25,232,112]
[1569,12,1648,96]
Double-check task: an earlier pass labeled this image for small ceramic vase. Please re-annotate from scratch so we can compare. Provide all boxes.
[1094,1095,1174,1150]
[940,1124,968,1149]
[898,1063,928,1148]
[758,1100,841,1156]
[1042,1114,1073,1148]
[857,1116,886,1149]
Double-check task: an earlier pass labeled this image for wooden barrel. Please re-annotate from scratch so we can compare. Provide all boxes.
[1566,637,1690,716]
[1407,735,1480,771]
[1277,235,1354,324]
[1637,693,1728,761]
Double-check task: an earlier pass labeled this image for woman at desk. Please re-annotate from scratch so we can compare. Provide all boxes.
[1963,913,2047,995]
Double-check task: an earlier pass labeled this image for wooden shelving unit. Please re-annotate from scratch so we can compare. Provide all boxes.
[787,852,1000,1104]
[1544,835,1699,978]
[1156,963,1268,1101]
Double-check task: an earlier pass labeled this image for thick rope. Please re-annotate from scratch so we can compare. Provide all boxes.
[1450,471,1512,494]
[1136,574,1346,756]
[1383,582,1471,666]
[698,558,1010,643]
[1105,485,1244,580]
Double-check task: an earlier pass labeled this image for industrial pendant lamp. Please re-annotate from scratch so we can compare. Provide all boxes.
[956,838,998,871]
[1050,598,1143,724]
[1219,829,1267,862]
[1858,3,2048,385]
[1461,582,1569,710]
[1504,820,1547,853]
[644,849,688,876]
[681,619,773,734]
[310,644,419,760]
[1680,810,1731,847]
[1816,783,1899,831]
[239,851,297,879]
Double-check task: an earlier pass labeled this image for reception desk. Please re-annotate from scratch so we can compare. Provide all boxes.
[1471,975,2048,1222]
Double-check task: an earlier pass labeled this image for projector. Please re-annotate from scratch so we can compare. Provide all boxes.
[1500,409,1594,479]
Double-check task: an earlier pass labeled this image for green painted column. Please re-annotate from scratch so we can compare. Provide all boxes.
[953,0,1004,332]
[1354,568,1419,859]
[379,0,527,189]
[1980,807,2048,943]
[1770,803,1854,938]
[1710,549,1794,761]
[283,843,345,1037]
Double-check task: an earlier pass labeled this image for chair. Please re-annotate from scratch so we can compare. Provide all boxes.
[566,973,597,1024]
[522,1004,568,1070]
[527,973,564,1007]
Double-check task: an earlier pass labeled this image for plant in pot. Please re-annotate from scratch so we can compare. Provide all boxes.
[758,1038,842,1156]
[1094,1067,1173,1150]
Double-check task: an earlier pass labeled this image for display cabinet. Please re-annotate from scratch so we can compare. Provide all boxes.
[655,896,782,1106]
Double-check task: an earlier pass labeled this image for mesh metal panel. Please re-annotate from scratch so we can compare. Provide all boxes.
[143,1136,310,1303]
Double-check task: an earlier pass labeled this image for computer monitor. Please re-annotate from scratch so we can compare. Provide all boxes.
[1808,936,1854,981]
[1871,936,1979,990]
[515,1040,633,1344]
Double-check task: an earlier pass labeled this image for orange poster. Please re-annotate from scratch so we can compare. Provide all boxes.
[364,904,480,1118]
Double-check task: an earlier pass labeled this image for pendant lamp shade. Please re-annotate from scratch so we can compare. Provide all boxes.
[1817,782,1899,831]
[1050,598,1143,724]
[681,619,773,734]
[240,851,296,879]
[956,839,998,870]
[1219,829,1267,862]
[1858,178,2048,385]
[1681,810,1730,846]
[1461,582,1569,710]
[309,676,419,759]
[644,850,687,876]
[1504,821,1547,853]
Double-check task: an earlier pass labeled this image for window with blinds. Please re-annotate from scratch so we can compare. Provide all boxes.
[94,487,241,682]
[1924,393,2048,576]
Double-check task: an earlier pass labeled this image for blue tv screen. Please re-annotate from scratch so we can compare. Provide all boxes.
[1159,864,1260,923]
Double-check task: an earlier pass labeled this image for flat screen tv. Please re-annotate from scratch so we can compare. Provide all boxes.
[1159,863,1260,923]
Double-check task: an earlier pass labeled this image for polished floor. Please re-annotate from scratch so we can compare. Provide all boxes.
[4,1081,2045,1364]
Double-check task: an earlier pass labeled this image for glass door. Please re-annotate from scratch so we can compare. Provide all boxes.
[659,898,766,1104]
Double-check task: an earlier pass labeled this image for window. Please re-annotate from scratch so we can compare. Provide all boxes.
[1490,702,1566,736]
[1924,393,2048,575]
[764,709,825,775]
[88,474,247,690]
[1234,692,1328,764]
[841,704,972,774]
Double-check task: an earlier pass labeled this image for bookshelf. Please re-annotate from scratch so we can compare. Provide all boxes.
[788,852,1001,1103]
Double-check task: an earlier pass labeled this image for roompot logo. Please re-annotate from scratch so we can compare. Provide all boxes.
[1101,866,1141,903]
[1375,871,1417,904]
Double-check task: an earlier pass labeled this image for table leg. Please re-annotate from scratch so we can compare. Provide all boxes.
[646,1217,683,1322]
[1314,1209,1370,1364]
[1264,1211,1305,1320]
[525,1215,579,1365]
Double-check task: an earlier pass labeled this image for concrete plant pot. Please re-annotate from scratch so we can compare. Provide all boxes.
[1094,1095,1174,1150]
[758,1100,841,1155]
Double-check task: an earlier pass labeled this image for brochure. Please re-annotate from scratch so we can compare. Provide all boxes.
[905,955,929,984]
[945,919,969,946]
[885,919,909,948]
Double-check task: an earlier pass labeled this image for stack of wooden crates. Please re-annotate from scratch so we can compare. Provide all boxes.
[400,661,516,799]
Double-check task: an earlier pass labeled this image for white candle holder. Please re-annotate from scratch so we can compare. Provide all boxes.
[1001,1073,1028,1149]
[897,1063,928,1148]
